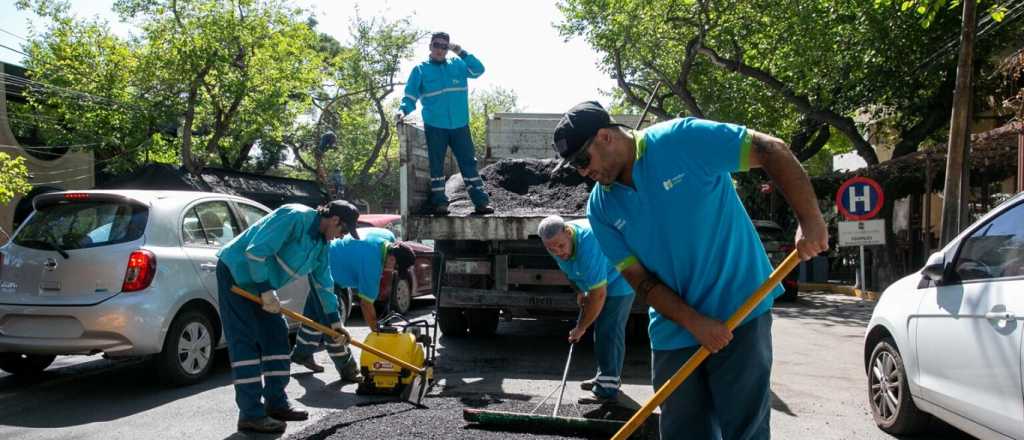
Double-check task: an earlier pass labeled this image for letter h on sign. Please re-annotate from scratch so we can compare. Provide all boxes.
[849,185,872,213]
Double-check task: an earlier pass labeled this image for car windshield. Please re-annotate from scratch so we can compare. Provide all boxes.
[14,201,148,251]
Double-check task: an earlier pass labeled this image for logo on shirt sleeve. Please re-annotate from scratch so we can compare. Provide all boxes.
[614,218,627,231]
[663,173,686,191]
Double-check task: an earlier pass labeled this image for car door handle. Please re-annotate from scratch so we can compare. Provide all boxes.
[200,263,217,272]
[985,311,1016,320]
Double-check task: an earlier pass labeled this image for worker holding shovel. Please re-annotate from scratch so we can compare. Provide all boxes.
[289,226,398,382]
[538,215,635,405]
[553,101,828,439]
[216,201,361,434]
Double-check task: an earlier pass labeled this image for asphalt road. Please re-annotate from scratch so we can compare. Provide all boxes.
[0,294,974,440]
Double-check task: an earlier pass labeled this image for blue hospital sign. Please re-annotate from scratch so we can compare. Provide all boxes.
[836,177,885,221]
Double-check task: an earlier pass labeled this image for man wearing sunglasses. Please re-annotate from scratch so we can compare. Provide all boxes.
[397,31,493,215]
[553,101,828,440]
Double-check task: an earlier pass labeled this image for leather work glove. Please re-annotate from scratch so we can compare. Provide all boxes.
[260,290,281,314]
[331,321,351,346]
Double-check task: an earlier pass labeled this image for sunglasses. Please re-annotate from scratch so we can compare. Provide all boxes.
[567,137,596,170]
[431,42,449,50]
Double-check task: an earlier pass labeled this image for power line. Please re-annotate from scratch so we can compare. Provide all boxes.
[0,73,140,110]
[0,29,28,41]
[0,43,27,57]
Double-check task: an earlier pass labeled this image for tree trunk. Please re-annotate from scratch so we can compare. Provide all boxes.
[940,0,977,246]
[181,65,211,175]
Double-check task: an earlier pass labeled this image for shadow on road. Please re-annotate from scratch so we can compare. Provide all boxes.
[772,293,876,328]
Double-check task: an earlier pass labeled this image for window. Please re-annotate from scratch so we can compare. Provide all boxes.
[953,202,1024,282]
[236,203,269,230]
[182,201,240,247]
[15,201,148,251]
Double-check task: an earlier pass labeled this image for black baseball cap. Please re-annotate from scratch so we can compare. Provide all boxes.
[551,101,628,170]
[322,200,361,239]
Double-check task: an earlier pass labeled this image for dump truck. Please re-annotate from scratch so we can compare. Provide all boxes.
[397,113,648,338]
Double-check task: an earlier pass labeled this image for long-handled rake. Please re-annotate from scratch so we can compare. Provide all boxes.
[231,285,431,407]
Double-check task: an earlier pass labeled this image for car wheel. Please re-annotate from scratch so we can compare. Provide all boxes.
[437,307,468,337]
[158,310,216,386]
[868,337,930,434]
[335,287,351,326]
[390,276,413,315]
[466,309,499,337]
[0,353,56,376]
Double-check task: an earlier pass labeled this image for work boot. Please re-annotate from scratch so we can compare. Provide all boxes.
[291,354,324,373]
[580,377,596,391]
[266,401,309,422]
[577,391,618,405]
[237,416,286,434]
[473,204,494,215]
[340,357,364,383]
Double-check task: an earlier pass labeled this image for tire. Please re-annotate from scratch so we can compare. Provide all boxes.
[466,309,499,337]
[335,287,351,326]
[777,284,798,302]
[437,307,468,337]
[390,276,413,315]
[157,310,216,386]
[0,353,55,376]
[867,338,931,434]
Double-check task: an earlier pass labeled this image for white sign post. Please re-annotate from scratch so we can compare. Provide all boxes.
[838,220,886,289]
[836,177,886,291]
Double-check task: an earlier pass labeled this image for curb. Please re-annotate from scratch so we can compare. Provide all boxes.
[798,282,881,301]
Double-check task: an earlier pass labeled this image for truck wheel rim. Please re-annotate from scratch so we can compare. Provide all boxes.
[870,350,901,423]
[178,322,212,375]
[395,280,412,312]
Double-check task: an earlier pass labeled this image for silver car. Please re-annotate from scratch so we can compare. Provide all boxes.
[0,190,322,385]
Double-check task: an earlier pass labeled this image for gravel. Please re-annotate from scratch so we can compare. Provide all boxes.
[445,159,594,216]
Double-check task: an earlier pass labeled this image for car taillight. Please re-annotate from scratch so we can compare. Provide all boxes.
[122,250,156,292]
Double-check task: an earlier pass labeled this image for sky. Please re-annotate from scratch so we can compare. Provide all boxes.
[0,0,617,113]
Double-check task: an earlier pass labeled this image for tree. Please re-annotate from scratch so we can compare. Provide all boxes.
[469,85,520,157]
[283,15,420,206]
[15,0,323,175]
[0,153,31,206]
[558,0,1022,166]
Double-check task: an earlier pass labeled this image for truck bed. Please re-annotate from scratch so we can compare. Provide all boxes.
[405,213,583,241]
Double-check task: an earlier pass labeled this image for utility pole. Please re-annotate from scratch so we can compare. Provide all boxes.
[940,0,977,246]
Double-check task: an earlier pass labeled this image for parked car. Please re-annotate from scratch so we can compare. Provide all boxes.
[863,191,1024,439]
[0,190,316,384]
[753,220,799,301]
[348,216,437,315]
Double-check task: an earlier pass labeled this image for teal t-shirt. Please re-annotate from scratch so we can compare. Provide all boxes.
[587,118,781,350]
[550,219,633,297]
[328,236,386,302]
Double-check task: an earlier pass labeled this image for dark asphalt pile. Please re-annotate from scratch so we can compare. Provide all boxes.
[446,159,594,216]
[286,394,658,440]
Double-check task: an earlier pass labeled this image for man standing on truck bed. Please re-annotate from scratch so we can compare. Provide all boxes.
[553,101,828,440]
[538,215,635,405]
[397,31,494,215]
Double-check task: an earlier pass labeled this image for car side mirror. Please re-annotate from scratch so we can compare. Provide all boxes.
[921,263,946,282]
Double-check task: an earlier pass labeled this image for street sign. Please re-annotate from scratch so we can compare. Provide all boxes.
[838,220,886,247]
[836,176,885,221]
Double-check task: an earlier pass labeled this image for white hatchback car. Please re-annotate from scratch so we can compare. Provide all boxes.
[864,191,1024,439]
[0,190,325,385]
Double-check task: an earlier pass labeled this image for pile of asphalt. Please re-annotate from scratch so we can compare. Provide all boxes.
[286,395,657,440]
[445,159,594,216]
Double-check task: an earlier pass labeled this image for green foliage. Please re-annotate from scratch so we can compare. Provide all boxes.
[15,0,323,174]
[874,0,1009,28]
[469,85,520,156]
[0,152,32,206]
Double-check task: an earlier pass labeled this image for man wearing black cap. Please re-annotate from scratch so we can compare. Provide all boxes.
[553,101,828,439]
[397,31,493,215]
[216,200,360,433]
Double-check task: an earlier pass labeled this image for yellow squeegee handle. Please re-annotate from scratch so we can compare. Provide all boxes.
[612,250,802,440]
[230,285,425,374]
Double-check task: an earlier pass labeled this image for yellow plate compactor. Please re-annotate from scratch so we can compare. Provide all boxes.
[357,313,436,395]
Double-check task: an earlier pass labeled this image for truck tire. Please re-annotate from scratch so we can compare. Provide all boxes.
[0,353,55,376]
[467,309,499,337]
[438,307,468,337]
